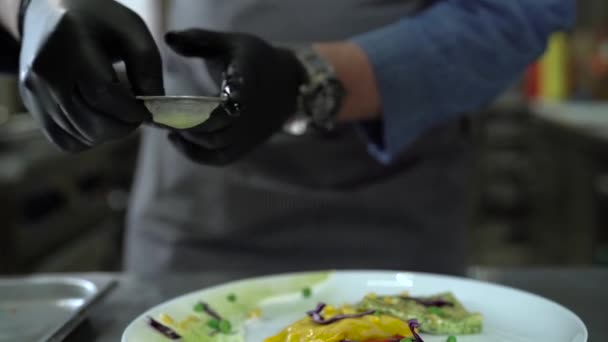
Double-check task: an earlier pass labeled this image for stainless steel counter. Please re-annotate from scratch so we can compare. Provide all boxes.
[532,102,608,142]
[58,268,607,342]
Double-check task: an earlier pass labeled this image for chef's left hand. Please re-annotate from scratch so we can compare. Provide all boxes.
[165,29,307,166]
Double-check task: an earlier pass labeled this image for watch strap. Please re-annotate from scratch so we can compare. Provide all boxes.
[291,46,344,132]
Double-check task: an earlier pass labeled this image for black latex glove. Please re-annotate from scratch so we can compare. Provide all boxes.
[18,0,164,152]
[165,29,307,166]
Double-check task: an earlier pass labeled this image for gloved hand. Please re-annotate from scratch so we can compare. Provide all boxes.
[165,29,307,166]
[18,0,164,152]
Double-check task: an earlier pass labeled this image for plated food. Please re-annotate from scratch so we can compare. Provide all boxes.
[122,271,588,342]
[358,292,483,335]
[146,290,482,342]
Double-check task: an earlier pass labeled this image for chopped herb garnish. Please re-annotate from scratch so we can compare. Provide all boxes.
[400,338,413,342]
[219,319,232,333]
[206,318,233,334]
[374,310,383,316]
[427,306,443,315]
[207,319,220,330]
[195,302,234,335]
[227,293,237,302]
[302,287,312,298]
[447,336,457,342]
[193,302,205,312]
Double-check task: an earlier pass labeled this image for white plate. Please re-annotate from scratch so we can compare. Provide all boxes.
[122,271,588,342]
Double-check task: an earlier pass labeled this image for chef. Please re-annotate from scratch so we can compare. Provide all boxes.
[0,0,575,274]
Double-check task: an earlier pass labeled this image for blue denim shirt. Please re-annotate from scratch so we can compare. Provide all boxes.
[1,0,576,159]
[353,0,576,164]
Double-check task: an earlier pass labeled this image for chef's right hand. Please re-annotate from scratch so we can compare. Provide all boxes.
[18,0,164,152]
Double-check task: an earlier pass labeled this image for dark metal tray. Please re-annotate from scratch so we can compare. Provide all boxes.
[0,274,115,342]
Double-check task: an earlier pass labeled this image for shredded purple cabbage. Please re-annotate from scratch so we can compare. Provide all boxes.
[200,301,223,320]
[408,319,424,342]
[306,303,375,325]
[147,316,181,340]
[306,303,326,322]
[401,296,453,308]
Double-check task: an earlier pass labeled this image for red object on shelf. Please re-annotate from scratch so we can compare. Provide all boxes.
[524,62,541,100]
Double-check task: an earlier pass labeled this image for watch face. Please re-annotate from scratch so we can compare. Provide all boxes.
[305,79,345,123]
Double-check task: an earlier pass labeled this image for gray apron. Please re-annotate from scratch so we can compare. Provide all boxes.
[125,0,473,275]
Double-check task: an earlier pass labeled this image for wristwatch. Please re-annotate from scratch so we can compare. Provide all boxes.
[283,46,345,135]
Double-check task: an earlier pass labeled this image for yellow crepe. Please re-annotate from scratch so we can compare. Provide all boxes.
[264,305,414,342]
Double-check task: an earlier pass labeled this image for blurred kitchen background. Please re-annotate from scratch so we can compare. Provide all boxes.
[1,1,607,274]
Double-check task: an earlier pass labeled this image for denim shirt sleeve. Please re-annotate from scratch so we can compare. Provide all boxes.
[352,0,576,164]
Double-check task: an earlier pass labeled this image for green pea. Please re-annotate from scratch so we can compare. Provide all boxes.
[206,319,220,330]
[447,336,457,342]
[193,302,205,312]
[219,319,232,333]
